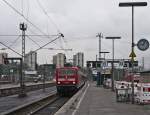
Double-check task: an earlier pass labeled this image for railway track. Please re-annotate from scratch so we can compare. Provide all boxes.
[30,83,85,115]
[2,91,59,115]
[32,97,69,115]
[2,82,85,115]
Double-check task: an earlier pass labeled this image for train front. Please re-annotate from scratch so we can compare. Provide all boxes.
[55,67,79,95]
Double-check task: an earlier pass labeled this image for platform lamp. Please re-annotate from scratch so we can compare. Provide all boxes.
[119,1,147,104]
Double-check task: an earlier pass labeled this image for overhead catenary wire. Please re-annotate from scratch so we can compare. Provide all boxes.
[9,35,21,48]
[34,33,64,52]
[26,0,65,49]
[25,0,67,51]
[0,34,63,57]
[26,0,30,24]
[4,0,65,51]
[36,0,69,50]
[26,30,63,49]
[0,42,22,57]
[2,0,54,38]
[26,35,41,47]
[36,0,61,33]
[0,35,21,50]
[21,0,23,15]
[0,34,59,37]
[0,35,21,37]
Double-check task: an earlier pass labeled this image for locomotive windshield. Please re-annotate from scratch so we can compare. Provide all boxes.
[143,87,150,92]
[59,69,76,76]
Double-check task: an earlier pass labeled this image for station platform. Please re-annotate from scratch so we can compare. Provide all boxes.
[56,81,150,115]
[0,86,56,114]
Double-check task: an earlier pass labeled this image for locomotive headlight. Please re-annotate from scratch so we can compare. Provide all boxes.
[58,81,60,84]
[73,81,76,84]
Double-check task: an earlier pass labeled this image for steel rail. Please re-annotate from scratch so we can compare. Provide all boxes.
[2,90,57,115]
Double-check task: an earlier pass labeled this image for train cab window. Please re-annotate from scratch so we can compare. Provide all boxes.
[121,86,124,88]
[59,69,76,76]
[143,88,150,92]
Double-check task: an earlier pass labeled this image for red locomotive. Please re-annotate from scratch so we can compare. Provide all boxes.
[55,67,86,95]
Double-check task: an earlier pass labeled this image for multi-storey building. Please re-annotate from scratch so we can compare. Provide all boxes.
[53,53,66,67]
[24,51,37,70]
[73,52,84,67]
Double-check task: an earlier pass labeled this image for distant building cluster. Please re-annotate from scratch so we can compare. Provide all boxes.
[0,51,85,83]
[52,52,84,68]
[0,51,84,68]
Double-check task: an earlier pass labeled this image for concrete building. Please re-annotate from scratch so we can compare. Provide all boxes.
[53,53,66,67]
[73,55,77,66]
[0,53,8,64]
[24,51,37,70]
[73,52,84,67]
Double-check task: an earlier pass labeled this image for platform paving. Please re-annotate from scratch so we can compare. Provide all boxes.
[0,86,56,114]
[74,82,150,115]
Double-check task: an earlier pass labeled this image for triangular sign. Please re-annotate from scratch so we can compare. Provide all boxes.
[131,57,135,62]
[129,51,136,57]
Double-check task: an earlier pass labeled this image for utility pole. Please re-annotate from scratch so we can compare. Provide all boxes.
[20,23,27,61]
[96,33,103,61]
[19,23,27,97]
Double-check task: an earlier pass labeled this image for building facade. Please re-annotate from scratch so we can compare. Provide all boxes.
[53,53,66,67]
[0,53,8,64]
[73,52,84,67]
[24,51,37,70]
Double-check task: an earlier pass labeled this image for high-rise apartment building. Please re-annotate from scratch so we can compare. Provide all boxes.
[24,51,37,70]
[73,52,84,67]
[53,53,66,67]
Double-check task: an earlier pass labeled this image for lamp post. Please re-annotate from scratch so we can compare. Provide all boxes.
[96,33,103,61]
[119,2,147,104]
[105,37,121,91]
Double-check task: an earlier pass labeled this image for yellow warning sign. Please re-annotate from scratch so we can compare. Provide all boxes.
[131,57,135,62]
[129,51,136,57]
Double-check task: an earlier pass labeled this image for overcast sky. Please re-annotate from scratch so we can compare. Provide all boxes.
[0,0,150,68]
